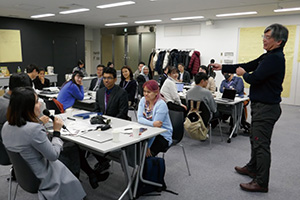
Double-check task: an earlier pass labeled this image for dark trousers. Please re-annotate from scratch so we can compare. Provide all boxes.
[167,102,187,118]
[150,135,169,157]
[246,102,281,187]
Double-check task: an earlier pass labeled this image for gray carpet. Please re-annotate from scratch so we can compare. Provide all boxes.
[1,104,300,200]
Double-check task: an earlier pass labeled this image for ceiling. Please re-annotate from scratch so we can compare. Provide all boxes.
[1,0,300,28]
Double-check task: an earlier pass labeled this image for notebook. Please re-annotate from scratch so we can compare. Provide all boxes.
[216,88,236,102]
[176,83,184,92]
[80,131,113,143]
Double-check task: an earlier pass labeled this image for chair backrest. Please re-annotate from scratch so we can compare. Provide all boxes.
[6,150,41,193]
[187,100,211,127]
[168,109,185,145]
[44,98,63,114]
[0,142,11,165]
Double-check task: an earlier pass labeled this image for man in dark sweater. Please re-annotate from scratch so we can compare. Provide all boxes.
[212,24,289,193]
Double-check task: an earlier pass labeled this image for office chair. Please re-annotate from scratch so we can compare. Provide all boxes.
[7,150,41,200]
[162,109,191,176]
[199,102,223,149]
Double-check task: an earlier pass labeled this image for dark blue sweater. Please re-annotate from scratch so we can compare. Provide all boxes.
[222,47,285,104]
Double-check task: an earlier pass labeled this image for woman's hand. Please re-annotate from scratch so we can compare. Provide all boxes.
[53,117,64,132]
[39,76,45,84]
[153,120,163,128]
[39,115,49,124]
[146,148,152,157]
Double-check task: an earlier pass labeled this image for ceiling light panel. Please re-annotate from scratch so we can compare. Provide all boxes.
[105,22,128,26]
[135,19,162,24]
[171,16,204,21]
[97,1,135,9]
[59,8,90,15]
[274,7,300,13]
[216,11,257,17]
[31,13,55,19]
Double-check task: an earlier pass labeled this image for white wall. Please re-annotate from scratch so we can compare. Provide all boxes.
[156,15,300,105]
[85,28,101,75]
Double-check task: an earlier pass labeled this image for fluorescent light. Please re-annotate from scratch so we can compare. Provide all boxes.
[216,11,257,17]
[59,8,90,15]
[105,22,128,26]
[171,16,204,21]
[97,1,135,9]
[274,7,300,12]
[31,13,55,19]
[135,19,162,24]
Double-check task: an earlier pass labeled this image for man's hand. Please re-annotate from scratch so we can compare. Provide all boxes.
[146,148,152,157]
[236,67,246,76]
[210,63,222,71]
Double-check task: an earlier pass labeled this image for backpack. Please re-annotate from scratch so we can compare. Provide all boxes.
[136,157,178,198]
[184,100,208,141]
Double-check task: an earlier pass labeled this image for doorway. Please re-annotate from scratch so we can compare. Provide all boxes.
[101,28,155,72]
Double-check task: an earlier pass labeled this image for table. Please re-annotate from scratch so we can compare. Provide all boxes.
[0,74,58,87]
[55,110,166,199]
[215,96,249,143]
[179,90,249,143]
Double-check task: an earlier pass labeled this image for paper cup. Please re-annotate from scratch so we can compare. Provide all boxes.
[112,130,120,142]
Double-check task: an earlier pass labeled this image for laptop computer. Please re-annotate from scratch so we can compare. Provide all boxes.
[176,83,184,92]
[80,131,113,143]
[216,88,236,102]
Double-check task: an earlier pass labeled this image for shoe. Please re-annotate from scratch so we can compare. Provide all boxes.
[240,180,268,193]
[95,171,109,182]
[235,166,256,178]
[94,161,110,173]
[88,173,99,189]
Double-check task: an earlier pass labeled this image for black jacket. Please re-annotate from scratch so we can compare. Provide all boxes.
[89,77,104,91]
[94,85,128,119]
[223,47,285,104]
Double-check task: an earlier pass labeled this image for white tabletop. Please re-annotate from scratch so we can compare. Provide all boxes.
[56,110,166,154]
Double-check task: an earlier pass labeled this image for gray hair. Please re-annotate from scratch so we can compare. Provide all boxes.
[264,23,289,48]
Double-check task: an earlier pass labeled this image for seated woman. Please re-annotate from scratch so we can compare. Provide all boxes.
[120,65,137,106]
[198,65,216,93]
[137,80,173,156]
[33,68,50,90]
[2,87,86,200]
[57,70,84,110]
[160,66,187,114]
[137,65,151,96]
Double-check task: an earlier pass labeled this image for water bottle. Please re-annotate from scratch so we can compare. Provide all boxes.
[17,66,21,73]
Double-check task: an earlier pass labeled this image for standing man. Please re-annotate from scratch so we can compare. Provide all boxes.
[178,63,191,84]
[212,23,288,193]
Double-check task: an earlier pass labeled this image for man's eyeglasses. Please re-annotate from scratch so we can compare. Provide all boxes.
[103,77,114,80]
[262,35,272,40]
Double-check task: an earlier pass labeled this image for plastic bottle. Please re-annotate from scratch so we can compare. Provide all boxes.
[17,66,21,73]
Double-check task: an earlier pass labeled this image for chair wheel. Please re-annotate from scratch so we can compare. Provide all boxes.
[227,138,231,143]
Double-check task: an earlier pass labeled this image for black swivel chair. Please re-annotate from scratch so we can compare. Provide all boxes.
[188,100,223,149]
[199,102,223,149]
[6,150,41,200]
[162,109,191,176]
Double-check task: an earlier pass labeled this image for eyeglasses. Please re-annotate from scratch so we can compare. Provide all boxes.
[103,77,114,80]
[262,35,272,40]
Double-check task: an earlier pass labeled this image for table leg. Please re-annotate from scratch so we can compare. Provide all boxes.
[118,149,133,200]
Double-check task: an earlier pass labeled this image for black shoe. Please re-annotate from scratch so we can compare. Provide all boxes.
[94,161,110,173]
[95,171,109,182]
[88,173,99,189]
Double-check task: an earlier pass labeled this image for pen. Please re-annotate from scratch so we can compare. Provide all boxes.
[67,117,76,121]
